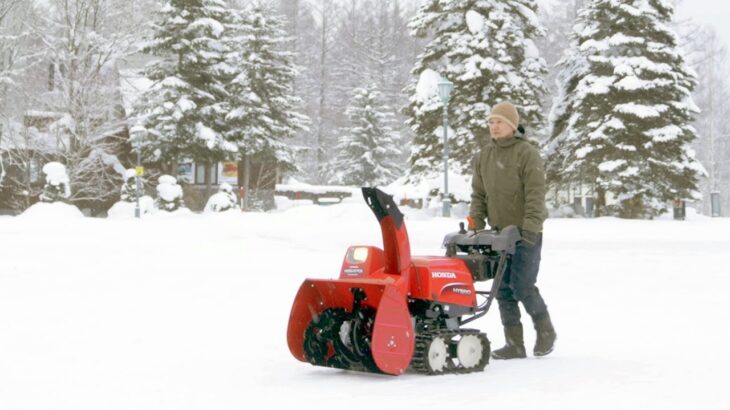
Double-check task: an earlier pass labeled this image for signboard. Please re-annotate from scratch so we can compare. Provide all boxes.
[177,161,193,183]
[220,161,238,184]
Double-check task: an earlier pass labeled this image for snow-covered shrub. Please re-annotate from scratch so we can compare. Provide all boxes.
[156,175,183,212]
[548,204,576,219]
[120,169,140,203]
[107,195,155,219]
[204,183,238,213]
[40,162,71,203]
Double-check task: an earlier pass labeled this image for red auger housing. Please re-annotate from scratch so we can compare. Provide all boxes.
[287,187,520,375]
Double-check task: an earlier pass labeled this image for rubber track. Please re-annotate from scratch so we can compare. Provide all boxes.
[410,328,490,375]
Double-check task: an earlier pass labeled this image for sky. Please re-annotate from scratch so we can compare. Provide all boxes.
[534,0,730,49]
[675,0,730,47]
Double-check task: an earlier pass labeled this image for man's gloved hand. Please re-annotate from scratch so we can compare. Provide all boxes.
[521,230,538,248]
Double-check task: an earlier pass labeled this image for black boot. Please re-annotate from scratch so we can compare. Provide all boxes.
[491,324,527,360]
[533,313,556,357]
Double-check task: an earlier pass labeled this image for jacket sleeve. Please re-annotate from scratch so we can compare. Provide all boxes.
[469,152,488,230]
[521,147,547,233]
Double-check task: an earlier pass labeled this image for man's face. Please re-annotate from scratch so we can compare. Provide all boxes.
[489,118,515,140]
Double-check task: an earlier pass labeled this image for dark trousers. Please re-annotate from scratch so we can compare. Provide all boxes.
[497,232,549,327]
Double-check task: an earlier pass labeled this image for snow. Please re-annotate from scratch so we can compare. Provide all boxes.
[107,196,155,218]
[523,39,540,59]
[387,171,472,203]
[598,159,626,172]
[196,122,219,150]
[415,68,442,101]
[615,102,668,118]
[1,201,728,410]
[157,175,183,202]
[42,162,68,186]
[18,201,83,219]
[465,10,486,34]
[276,178,357,195]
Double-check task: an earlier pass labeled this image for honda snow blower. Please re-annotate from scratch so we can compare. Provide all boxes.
[287,187,520,375]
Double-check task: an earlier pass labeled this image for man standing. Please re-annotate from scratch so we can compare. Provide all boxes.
[470,101,556,359]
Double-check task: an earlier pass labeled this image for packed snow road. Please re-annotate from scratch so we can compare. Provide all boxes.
[1,201,728,410]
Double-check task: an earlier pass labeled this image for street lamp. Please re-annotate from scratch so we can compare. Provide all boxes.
[437,74,454,217]
[129,123,147,218]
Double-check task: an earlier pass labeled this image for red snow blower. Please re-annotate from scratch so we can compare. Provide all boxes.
[287,187,520,375]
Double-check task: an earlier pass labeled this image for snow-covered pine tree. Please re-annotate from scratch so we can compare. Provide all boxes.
[40,162,71,203]
[547,0,705,218]
[138,0,237,189]
[405,0,547,180]
[155,174,183,212]
[332,84,402,186]
[224,3,308,175]
[120,169,139,203]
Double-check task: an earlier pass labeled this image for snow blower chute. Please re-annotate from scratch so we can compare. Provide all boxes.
[287,187,520,375]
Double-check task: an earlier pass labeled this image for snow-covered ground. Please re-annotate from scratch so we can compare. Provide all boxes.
[1,198,729,410]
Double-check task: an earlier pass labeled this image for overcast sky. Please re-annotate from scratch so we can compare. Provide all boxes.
[534,0,730,49]
[676,0,730,48]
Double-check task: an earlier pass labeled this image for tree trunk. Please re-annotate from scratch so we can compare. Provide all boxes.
[204,161,212,201]
[242,154,251,211]
[595,186,607,217]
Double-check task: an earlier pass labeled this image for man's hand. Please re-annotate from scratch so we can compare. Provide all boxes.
[521,230,538,248]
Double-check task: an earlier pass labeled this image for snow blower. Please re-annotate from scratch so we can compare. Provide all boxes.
[287,187,520,375]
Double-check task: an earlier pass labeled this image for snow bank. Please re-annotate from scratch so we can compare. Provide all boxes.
[19,201,84,219]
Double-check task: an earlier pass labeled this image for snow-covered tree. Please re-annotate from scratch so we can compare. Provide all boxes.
[0,1,36,115]
[40,161,70,203]
[120,168,141,203]
[547,0,705,218]
[683,26,730,216]
[224,3,308,173]
[28,0,131,212]
[204,182,237,212]
[405,0,547,180]
[137,0,238,191]
[155,174,183,211]
[331,84,402,186]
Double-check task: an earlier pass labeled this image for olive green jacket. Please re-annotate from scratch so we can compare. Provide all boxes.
[469,135,547,233]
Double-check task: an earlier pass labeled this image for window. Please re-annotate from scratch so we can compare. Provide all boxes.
[194,163,218,185]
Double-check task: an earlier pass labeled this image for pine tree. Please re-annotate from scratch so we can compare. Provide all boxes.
[120,169,141,203]
[332,84,402,186]
[155,174,184,212]
[547,0,704,218]
[40,162,71,203]
[405,0,547,180]
[224,3,308,172]
[137,0,237,180]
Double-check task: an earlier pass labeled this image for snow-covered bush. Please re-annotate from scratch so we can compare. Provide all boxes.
[120,169,140,203]
[204,183,238,213]
[40,162,71,203]
[156,175,184,212]
[548,204,576,219]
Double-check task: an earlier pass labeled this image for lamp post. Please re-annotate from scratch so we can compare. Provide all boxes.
[437,75,454,217]
[129,123,147,219]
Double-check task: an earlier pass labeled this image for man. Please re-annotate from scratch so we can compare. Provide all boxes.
[469,101,556,359]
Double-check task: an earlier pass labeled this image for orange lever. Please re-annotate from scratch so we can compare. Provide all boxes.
[466,215,476,230]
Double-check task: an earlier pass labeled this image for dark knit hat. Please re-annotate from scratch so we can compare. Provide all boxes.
[488,102,519,131]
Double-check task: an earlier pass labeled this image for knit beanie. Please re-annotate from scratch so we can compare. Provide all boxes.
[488,102,519,131]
